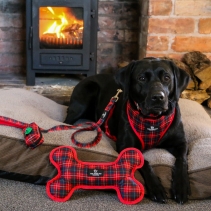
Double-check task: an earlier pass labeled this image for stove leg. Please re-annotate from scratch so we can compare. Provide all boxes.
[26,71,36,86]
[86,69,96,77]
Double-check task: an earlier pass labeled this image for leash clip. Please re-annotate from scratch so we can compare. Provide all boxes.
[112,89,123,102]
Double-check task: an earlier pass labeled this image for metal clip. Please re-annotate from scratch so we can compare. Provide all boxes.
[112,89,123,102]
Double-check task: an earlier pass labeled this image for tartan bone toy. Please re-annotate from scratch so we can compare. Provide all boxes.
[46,146,145,205]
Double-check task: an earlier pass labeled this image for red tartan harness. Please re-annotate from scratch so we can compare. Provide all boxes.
[127,101,175,151]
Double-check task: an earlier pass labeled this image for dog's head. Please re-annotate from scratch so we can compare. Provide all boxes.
[115,58,190,116]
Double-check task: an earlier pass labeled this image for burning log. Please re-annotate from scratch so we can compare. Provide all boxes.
[62,24,83,40]
[62,23,83,33]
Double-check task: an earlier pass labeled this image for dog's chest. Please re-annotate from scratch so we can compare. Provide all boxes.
[126,101,175,151]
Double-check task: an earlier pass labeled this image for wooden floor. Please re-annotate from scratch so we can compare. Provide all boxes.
[0,73,82,105]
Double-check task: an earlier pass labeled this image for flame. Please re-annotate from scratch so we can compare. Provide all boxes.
[47,7,55,15]
[43,8,68,38]
[40,7,83,39]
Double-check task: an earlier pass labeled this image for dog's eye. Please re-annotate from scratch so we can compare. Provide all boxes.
[138,76,145,82]
[164,75,170,81]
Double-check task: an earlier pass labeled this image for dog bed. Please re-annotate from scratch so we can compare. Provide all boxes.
[0,88,211,200]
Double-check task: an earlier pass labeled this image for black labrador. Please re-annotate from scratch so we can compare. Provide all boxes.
[64,58,190,204]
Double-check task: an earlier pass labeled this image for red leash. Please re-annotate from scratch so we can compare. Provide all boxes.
[0,89,122,149]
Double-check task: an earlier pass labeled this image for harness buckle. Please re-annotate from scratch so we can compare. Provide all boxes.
[112,89,123,102]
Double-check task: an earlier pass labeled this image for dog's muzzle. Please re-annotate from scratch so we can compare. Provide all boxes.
[151,91,165,102]
[142,90,169,116]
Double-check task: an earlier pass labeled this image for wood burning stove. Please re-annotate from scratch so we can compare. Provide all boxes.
[26,0,98,85]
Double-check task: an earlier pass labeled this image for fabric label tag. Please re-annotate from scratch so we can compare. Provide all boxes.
[87,169,104,177]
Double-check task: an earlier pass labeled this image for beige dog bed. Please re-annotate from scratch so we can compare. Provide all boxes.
[0,88,211,199]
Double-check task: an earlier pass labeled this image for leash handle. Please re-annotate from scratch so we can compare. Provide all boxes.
[71,122,102,148]
[69,98,117,148]
[44,122,102,148]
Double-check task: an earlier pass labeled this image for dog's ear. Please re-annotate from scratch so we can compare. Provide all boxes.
[169,61,190,101]
[114,61,137,99]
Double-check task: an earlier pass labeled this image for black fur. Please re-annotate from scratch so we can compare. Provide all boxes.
[64,58,190,204]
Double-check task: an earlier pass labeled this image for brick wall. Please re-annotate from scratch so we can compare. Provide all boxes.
[141,0,211,60]
[0,0,25,73]
[97,0,140,73]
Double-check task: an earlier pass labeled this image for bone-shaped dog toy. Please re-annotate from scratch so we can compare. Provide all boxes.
[46,146,144,205]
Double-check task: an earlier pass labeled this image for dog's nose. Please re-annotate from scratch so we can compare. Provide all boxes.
[151,91,165,101]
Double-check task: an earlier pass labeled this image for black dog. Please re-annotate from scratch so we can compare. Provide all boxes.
[64,58,190,204]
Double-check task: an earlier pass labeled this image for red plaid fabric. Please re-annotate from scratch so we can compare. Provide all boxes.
[0,116,27,129]
[46,146,145,205]
[0,116,43,149]
[23,122,44,148]
[127,101,175,151]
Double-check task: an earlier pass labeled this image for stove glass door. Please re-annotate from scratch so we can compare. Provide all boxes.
[39,7,84,49]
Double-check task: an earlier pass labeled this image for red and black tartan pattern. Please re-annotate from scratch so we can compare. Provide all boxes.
[127,101,175,151]
[0,116,28,129]
[23,122,44,149]
[46,146,145,205]
[0,116,44,149]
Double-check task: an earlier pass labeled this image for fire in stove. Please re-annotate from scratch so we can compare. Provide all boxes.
[39,7,84,49]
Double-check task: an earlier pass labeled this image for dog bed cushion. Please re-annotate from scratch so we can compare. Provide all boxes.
[0,88,211,200]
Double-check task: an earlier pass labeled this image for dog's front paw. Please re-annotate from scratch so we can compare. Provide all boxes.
[145,176,167,204]
[171,176,189,204]
[171,163,190,204]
